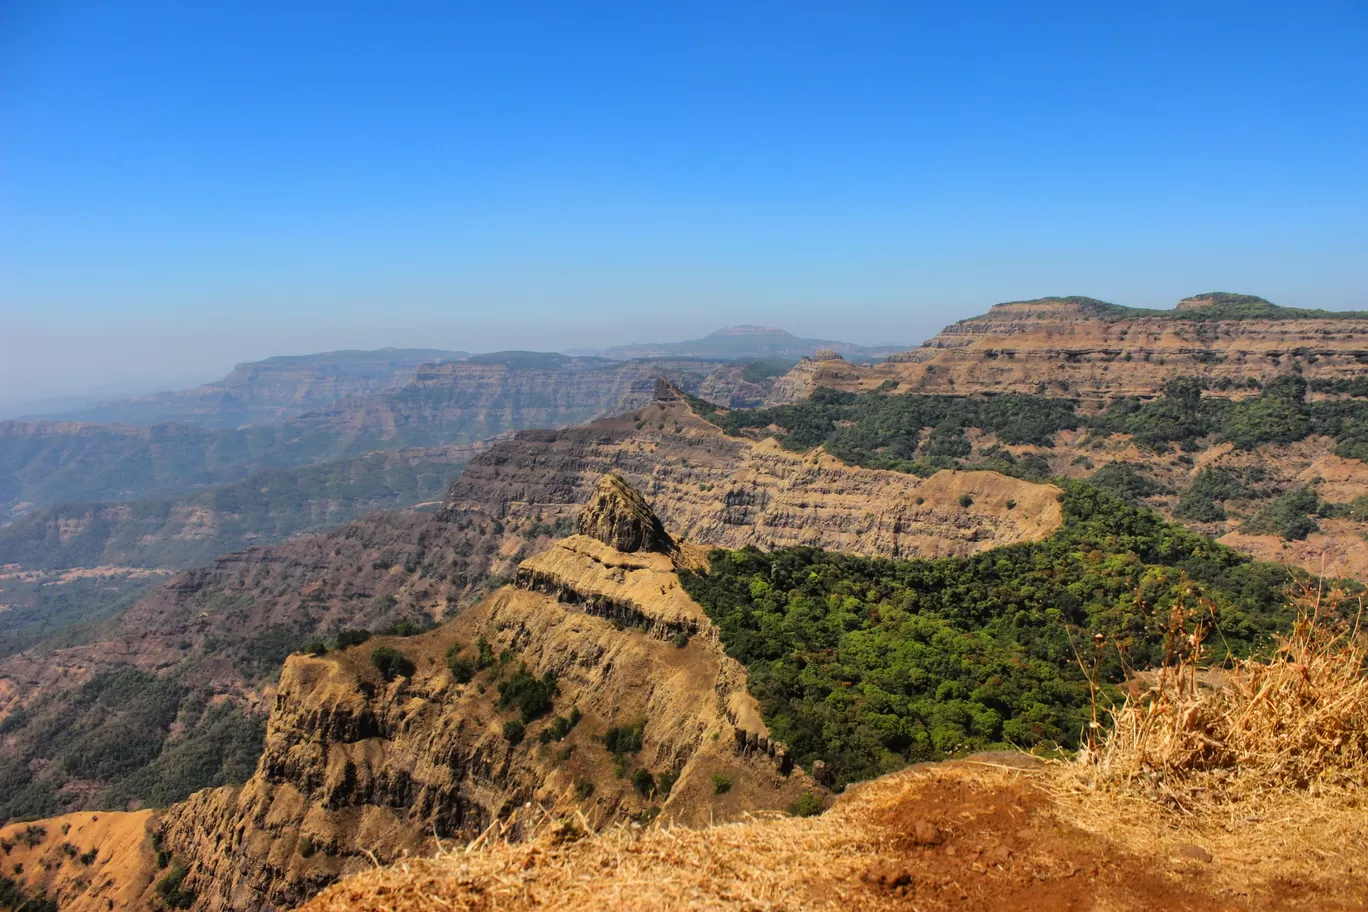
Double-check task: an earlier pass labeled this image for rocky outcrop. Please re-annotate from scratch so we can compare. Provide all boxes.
[158,501,818,911]
[577,473,675,554]
[773,296,1368,403]
[763,352,867,405]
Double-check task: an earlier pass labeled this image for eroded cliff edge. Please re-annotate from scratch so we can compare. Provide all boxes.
[151,477,817,911]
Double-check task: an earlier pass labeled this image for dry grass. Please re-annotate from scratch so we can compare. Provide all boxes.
[302,796,894,912]
[1057,583,1368,890]
[1069,584,1368,802]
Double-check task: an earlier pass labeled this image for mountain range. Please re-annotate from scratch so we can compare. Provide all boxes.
[0,295,1365,911]
[571,324,907,362]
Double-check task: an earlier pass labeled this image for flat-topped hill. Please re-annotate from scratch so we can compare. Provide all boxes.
[769,293,1368,403]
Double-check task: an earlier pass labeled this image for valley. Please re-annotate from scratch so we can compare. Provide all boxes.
[0,299,1364,911]
[0,352,779,523]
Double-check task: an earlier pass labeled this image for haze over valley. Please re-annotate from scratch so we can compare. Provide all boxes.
[3,3,1367,911]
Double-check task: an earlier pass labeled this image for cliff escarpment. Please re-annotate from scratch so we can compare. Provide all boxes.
[445,382,1063,559]
[768,295,1368,404]
[0,439,496,572]
[27,349,467,429]
[157,481,816,911]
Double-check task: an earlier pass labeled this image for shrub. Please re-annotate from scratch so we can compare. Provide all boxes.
[958,494,974,508]
[711,774,732,795]
[544,706,582,742]
[445,643,475,683]
[334,629,371,649]
[370,646,415,682]
[1173,465,1263,523]
[447,656,476,684]
[789,792,823,817]
[1240,488,1321,541]
[299,640,327,656]
[603,720,646,756]
[297,836,316,858]
[656,769,678,798]
[574,777,595,799]
[502,719,525,745]
[155,860,196,909]
[497,667,558,723]
[632,768,656,797]
[1088,462,1168,504]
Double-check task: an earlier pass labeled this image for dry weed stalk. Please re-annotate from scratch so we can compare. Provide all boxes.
[1072,583,1368,805]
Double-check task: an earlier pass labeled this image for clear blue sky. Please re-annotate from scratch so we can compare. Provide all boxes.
[2,1,1365,407]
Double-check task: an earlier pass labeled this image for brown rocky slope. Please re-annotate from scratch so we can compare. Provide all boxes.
[768,294,1368,404]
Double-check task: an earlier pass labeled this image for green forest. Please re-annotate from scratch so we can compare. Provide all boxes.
[694,373,1368,468]
[681,482,1296,787]
[0,668,264,822]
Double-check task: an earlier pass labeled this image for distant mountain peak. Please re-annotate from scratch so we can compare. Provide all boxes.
[591,326,905,363]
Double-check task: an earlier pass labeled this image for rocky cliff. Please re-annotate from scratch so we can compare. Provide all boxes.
[445,380,1062,559]
[154,480,817,911]
[769,295,1368,403]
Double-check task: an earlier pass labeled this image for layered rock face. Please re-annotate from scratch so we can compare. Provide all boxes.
[771,297,1368,403]
[158,482,815,911]
[576,473,676,553]
[445,384,1063,560]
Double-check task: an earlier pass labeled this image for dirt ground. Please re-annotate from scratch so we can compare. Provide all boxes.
[300,758,1368,912]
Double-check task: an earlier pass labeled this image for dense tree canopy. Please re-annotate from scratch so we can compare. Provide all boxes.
[681,482,1295,787]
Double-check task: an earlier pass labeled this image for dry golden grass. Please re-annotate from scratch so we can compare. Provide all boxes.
[301,792,897,912]
[1057,584,1368,891]
[1068,584,1368,800]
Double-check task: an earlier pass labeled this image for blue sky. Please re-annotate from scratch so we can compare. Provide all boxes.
[2,1,1365,406]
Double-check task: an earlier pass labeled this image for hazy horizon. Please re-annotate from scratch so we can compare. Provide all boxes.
[4,2,1365,410]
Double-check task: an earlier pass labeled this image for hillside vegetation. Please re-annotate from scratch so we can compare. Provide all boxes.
[682,482,1294,786]
[698,375,1368,471]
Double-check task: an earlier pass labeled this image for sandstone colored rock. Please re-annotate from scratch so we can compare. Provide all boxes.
[577,473,675,553]
[768,296,1368,404]
[157,509,817,911]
